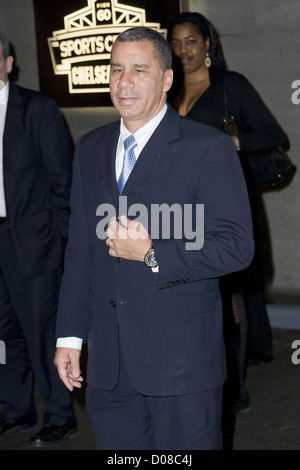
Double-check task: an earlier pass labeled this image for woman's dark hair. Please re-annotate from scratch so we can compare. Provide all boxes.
[167,12,225,70]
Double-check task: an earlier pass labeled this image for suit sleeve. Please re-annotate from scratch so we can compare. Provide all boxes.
[154,133,255,288]
[55,138,92,340]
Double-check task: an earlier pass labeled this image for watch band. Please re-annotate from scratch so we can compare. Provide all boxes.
[144,247,158,267]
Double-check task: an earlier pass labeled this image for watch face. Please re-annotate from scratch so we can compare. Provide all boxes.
[145,249,158,267]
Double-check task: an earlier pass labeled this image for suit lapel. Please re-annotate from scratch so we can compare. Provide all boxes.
[3,83,23,169]
[122,106,180,196]
[96,106,181,202]
[97,122,120,204]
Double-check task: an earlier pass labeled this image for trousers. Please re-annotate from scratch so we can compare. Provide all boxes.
[0,222,76,426]
[86,350,223,450]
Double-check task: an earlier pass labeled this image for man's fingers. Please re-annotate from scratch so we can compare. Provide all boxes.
[54,347,83,391]
[56,365,74,391]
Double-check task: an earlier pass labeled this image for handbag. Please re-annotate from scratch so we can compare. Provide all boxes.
[221,82,292,187]
[243,146,292,187]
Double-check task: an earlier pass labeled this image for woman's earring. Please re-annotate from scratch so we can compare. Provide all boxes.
[205,52,211,68]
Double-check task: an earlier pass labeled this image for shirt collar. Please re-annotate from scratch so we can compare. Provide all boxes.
[0,81,9,105]
[120,103,167,149]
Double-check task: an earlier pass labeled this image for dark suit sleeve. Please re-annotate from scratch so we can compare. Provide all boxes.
[154,133,255,288]
[56,138,92,340]
[38,98,72,238]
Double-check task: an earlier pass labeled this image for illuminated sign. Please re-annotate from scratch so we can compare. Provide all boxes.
[48,0,167,94]
[34,0,180,106]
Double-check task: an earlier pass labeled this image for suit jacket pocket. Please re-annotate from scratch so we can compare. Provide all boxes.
[158,279,218,315]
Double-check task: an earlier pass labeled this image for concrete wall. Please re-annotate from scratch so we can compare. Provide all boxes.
[1,0,299,298]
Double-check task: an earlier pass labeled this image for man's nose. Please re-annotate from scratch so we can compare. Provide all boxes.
[118,71,134,88]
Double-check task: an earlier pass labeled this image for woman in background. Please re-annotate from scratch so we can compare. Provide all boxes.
[168,12,286,417]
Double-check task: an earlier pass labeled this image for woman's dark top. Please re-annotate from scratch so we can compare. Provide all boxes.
[184,67,285,153]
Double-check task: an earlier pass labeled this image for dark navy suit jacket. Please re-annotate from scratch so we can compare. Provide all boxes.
[3,82,72,278]
[56,105,254,396]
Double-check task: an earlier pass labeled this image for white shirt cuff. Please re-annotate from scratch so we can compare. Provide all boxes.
[56,337,83,350]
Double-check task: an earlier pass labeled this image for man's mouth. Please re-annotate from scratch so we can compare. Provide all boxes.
[116,96,138,104]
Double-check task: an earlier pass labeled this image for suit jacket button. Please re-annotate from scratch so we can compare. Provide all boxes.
[113,257,121,263]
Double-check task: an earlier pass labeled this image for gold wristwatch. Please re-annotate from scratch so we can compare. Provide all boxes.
[144,246,158,268]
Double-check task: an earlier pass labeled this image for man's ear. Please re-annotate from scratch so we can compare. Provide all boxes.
[5,56,14,74]
[163,69,173,93]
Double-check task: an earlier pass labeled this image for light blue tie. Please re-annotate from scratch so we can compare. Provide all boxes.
[118,135,137,194]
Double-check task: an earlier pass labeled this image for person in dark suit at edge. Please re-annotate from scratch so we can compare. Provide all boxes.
[0,32,77,447]
[54,26,254,450]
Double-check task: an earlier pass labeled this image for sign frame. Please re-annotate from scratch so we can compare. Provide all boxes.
[33,0,181,107]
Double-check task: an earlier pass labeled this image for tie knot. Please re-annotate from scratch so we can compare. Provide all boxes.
[124,134,137,151]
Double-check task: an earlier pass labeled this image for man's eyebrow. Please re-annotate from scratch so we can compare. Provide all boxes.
[132,64,149,69]
[110,62,150,69]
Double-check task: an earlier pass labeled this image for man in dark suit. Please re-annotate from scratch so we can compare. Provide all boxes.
[54,27,254,450]
[0,32,77,446]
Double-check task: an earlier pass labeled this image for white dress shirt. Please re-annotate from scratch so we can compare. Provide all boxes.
[56,104,167,350]
[0,82,9,217]
[116,104,167,180]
